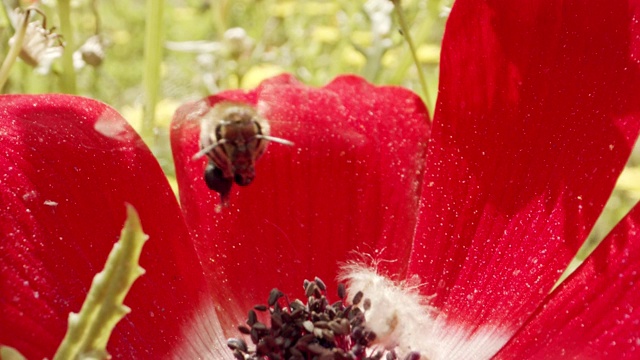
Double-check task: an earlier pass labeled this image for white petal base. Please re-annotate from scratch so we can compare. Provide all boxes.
[171,299,230,359]
[341,264,511,359]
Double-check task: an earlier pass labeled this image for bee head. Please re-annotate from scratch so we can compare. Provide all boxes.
[195,102,294,205]
[229,148,256,186]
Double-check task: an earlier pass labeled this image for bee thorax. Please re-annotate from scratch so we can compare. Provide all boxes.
[198,101,289,205]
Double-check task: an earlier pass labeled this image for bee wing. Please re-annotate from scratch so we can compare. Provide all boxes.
[199,110,219,149]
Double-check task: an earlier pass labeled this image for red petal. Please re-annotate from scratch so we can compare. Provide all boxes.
[171,74,430,330]
[0,95,208,358]
[410,0,640,338]
[495,202,640,359]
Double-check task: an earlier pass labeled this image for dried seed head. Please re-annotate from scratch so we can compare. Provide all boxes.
[223,27,253,58]
[9,7,63,73]
[364,0,394,37]
[75,35,106,68]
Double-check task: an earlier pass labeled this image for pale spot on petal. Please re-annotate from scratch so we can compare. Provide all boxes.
[94,112,135,142]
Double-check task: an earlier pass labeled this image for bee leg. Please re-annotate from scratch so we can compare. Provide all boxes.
[204,160,232,205]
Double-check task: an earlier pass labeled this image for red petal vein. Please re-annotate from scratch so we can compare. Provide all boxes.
[171,74,430,333]
[410,0,640,339]
[496,202,640,359]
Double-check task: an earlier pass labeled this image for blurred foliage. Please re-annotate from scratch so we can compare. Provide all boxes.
[1,0,639,263]
[0,0,448,180]
[1,0,447,108]
[580,151,640,259]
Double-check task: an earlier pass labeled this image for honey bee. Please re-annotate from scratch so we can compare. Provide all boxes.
[193,101,293,205]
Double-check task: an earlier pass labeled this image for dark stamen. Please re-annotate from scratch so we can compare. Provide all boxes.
[404,352,421,360]
[268,288,284,306]
[337,283,346,300]
[247,309,257,326]
[226,278,422,359]
[352,291,364,306]
[314,277,327,291]
[363,298,372,311]
[227,338,248,352]
[254,304,268,312]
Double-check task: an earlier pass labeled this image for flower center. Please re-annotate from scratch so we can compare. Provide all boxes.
[227,277,421,360]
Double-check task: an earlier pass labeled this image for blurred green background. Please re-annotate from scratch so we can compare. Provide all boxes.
[1,0,639,272]
[0,0,444,115]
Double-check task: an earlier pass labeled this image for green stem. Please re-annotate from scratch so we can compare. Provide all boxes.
[1,1,12,29]
[0,8,29,91]
[91,0,102,34]
[212,0,229,35]
[58,0,77,93]
[361,32,387,82]
[142,0,164,141]
[0,345,27,360]
[392,0,432,118]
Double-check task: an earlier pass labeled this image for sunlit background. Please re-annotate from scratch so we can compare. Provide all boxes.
[1,0,638,272]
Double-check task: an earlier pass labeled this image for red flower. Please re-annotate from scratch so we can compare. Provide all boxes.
[3,0,640,359]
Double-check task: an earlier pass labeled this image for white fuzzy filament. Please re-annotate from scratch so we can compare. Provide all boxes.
[339,263,511,359]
